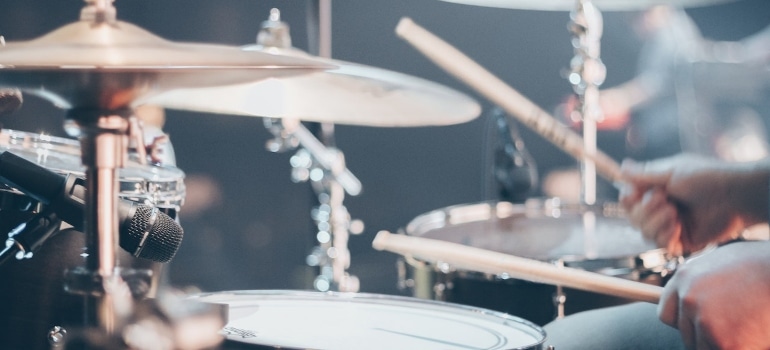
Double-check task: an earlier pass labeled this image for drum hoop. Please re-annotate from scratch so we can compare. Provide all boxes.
[406,198,626,235]
[403,198,667,273]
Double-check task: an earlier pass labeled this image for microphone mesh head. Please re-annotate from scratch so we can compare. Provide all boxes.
[121,205,184,263]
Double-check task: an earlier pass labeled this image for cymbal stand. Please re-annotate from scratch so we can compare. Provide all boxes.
[256,6,361,292]
[63,109,134,335]
[307,0,362,292]
[265,118,362,292]
[568,0,605,206]
[551,0,606,319]
[54,0,163,343]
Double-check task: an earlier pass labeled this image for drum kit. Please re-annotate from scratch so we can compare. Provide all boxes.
[0,0,742,349]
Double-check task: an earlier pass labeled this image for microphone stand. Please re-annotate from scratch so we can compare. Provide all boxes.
[0,208,61,267]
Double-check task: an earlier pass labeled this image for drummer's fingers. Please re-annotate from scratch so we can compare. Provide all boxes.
[641,205,680,250]
[620,158,674,187]
[666,223,684,257]
[630,190,675,236]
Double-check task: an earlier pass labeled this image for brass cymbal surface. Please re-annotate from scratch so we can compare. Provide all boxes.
[147,45,482,127]
[0,20,334,110]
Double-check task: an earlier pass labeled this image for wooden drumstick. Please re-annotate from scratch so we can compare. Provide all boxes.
[395,17,623,183]
[373,231,662,304]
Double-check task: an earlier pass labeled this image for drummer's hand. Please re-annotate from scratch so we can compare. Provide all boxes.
[618,154,769,255]
[658,241,770,350]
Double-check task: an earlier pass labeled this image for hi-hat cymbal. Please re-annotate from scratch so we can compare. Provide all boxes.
[145,7,480,127]
[0,10,333,110]
[147,45,481,127]
[438,0,737,11]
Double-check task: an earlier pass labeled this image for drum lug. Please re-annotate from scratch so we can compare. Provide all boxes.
[396,258,415,291]
[47,326,67,347]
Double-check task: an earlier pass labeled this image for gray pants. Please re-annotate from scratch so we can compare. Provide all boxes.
[543,302,686,349]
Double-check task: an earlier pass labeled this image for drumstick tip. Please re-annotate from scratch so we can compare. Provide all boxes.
[372,230,392,251]
[395,17,415,37]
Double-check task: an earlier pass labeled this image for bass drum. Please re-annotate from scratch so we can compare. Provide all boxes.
[399,198,670,326]
[0,128,185,349]
[191,290,548,350]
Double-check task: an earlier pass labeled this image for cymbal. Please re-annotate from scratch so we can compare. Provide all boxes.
[0,14,334,110]
[438,0,737,11]
[147,46,481,127]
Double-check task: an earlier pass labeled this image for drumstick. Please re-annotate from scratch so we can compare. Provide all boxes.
[395,17,623,183]
[373,231,662,304]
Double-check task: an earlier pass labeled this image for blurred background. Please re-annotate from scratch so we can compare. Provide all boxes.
[0,0,768,299]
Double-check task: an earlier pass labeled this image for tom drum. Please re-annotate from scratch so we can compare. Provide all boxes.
[399,198,670,325]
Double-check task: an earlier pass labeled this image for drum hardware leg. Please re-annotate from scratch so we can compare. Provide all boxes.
[63,108,132,335]
[395,258,415,291]
[432,269,455,301]
[264,118,363,292]
[552,259,567,320]
[553,285,567,320]
[568,0,606,206]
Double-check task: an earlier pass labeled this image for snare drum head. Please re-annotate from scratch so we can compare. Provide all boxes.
[192,290,546,350]
[0,129,185,208]
[406,199,659,262]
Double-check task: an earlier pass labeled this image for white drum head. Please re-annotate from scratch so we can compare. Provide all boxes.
[191,290,546,350]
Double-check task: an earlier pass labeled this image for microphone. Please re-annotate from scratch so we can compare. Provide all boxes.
[0,151,183,263]
[492,107,538,203]
[0,88,22,116]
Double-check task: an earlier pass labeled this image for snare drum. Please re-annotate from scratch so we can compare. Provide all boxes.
[0,128,186,349]
[191,290,547,350]
[400,198,669,326]
[0,128,185,210]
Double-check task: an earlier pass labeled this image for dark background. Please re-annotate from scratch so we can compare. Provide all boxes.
[0,0,768,298]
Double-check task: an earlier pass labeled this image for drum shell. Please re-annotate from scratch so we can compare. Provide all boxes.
[400,199,668,326]
[0,226,163,350]
[400,255,663,326]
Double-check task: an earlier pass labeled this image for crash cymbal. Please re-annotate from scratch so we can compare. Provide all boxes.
[146,10,481,127]
[0,3,334,111]
[438,0,737,11]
